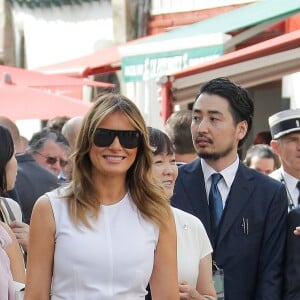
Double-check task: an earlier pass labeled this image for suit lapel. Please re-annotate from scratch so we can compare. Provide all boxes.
[181,159,212,237]
[216,163,255,246]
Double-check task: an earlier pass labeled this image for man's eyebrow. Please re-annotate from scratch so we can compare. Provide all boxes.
[207,110,222,115]
[192,109,201,114]
[192,109,223,116]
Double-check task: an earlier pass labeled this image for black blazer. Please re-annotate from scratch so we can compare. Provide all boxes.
[284,207,300,300]
[172,158,288,300]
[15,153,59,224]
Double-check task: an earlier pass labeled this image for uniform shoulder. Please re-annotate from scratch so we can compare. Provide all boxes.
[268,168,281,180]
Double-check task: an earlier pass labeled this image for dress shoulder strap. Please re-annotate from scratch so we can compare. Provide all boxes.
[0,197,16,224]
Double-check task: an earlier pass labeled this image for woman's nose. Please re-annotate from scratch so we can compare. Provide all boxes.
[109,136,122,149]
[163,164,174,174]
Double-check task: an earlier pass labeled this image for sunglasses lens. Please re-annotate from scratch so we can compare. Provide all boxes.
[94,129,141,149]
[60,160,68,168]
[118,131,141,149]
[46,157,57,165]
[94,129,115,147]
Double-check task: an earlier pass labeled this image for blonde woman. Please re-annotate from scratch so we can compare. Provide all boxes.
[25,93,179,300]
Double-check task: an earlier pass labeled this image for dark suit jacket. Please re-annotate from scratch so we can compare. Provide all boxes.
[15,153,59,224]
[172,159,288,300]
[284,207,300,300]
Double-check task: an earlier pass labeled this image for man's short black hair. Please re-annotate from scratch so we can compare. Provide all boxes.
[195,77,254,148]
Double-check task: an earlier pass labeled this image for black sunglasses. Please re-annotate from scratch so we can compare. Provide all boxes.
[35,151,68,168]
[93,128,141,149]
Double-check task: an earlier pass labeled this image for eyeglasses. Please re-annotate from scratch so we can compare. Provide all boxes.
[34,151,68,168]
[93,128,141,149]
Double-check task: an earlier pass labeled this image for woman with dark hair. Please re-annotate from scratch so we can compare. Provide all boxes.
[0,125,27,238]
[0,125,26,299]
[25,93,179,300]
[0,124,17,196]
[0,124,22,222]
[148,127,216,300]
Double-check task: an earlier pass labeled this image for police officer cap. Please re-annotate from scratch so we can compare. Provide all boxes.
[269,109,300,139]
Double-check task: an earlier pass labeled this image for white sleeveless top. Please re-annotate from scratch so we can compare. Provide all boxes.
[47,188,159,300]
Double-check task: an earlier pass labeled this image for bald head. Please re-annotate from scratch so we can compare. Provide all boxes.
[62,116,83,150]
[0,116,23,153]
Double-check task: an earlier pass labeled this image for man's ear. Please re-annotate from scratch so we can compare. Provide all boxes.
[237,120,248,140]
[270,139,279,154]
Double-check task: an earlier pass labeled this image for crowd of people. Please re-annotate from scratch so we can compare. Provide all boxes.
[0,77,300,300]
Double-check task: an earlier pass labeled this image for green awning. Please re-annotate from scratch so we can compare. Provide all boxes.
[121,0,300,82]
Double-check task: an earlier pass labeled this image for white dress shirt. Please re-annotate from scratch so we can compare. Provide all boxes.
[279,168,299,209]
[201,157,239,208]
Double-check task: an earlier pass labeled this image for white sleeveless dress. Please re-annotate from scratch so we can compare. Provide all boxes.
[47,188,159,300]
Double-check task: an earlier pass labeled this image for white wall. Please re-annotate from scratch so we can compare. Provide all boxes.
[125,80,165,130]
[11,0,114,69]
[282,73,300,109]
[151,0,255,15]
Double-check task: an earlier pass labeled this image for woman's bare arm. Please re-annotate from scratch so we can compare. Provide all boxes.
[196,254,217,299]
[24,196,55,300]
[150,212,179,300]
[2,222,26,283]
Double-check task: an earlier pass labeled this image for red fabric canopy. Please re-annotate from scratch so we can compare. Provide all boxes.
[36,45,121,77]
[0,65,113,99]
[35,36,156,77]
[0,82,92,121]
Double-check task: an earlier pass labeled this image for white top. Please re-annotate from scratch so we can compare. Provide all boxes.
[172,207,212,289]
[0,197,22,223]
[269,167,299,209]
[47,188,159,300]
[0,223,14,300]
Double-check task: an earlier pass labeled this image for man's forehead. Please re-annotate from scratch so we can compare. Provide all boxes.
[281,131,300,139]
[193,95,229,114]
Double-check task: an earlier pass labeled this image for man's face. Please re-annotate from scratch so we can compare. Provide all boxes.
[248,156,275,175]
[271,132,300,176]
[191,93,247,166]
[33,140,69,176]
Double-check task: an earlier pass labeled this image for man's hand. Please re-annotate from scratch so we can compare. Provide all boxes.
[294,226,300,236]
[9,220,29,252]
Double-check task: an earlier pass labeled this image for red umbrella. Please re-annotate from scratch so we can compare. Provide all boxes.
[0,65,113,98]
[0,79,92,121]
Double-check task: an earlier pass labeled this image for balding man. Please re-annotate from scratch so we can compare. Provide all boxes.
[61,116,83,180]
[0,116,24,154]
[62,116,83,150]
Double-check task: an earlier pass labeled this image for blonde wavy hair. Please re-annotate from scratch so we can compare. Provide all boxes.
[63,92,171,228]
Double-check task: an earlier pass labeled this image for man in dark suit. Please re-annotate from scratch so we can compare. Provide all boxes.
[172,77,288,300]
[15,153,59,224]
[284,207,300,300]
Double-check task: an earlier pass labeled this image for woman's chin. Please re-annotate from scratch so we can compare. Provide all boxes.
[163,188,174,199]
